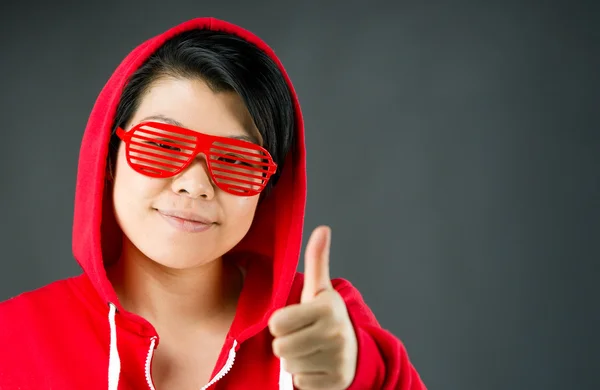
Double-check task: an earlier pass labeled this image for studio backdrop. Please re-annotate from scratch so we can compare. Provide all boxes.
[0,1,598,389]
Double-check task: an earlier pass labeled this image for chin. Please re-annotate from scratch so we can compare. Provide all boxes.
[147,250,217,270]
[130,234,215,269]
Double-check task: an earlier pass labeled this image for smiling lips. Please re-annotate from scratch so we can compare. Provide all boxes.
[156,209,216,233]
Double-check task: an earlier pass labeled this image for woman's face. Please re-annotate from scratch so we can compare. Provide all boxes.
[112,76,263,269]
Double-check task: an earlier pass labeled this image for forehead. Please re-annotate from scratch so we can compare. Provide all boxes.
[130,77,263,145]
[137,114,260,145]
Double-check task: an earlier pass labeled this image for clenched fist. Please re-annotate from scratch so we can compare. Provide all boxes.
[268,226,358,390]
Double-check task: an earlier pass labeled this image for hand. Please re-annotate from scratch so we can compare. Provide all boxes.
[268,226,358,390]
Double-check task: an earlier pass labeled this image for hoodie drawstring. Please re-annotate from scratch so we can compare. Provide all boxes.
[107,302,293,390]
[108,303,121,390]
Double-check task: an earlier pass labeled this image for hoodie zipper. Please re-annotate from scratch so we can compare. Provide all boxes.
[199,340,237,390]
[145,338,238,390]
[145,337,158,390]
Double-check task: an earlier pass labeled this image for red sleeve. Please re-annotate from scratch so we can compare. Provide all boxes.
[332,279,427,390]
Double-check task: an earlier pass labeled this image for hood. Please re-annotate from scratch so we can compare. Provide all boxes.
[72,17,306,343]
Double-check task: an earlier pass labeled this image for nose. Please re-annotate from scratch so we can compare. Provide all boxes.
[170,154,215,200]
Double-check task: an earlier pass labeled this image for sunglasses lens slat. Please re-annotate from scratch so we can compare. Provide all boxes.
[209,152,272,168]
[132,164,164,176]
[130,155,184,171]
[219,181,263,195]
[126,124,198,177]
[212,173,264,187]
[212,166,266,185]
[130,141,192,159]
[211,142,265,157]
[208,142,275,195]
[137,126,196,144]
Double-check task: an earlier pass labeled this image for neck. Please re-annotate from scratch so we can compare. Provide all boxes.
[107,237,243,332]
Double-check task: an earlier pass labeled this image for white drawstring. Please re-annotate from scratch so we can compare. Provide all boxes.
[108,303,121,390]
[279,358,293,390]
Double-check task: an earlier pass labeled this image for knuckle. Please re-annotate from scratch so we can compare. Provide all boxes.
[272,338,284,357]
[336,346,347,360]
[330,371,346,387]
[324,300,336,316]
[334,330,346,344]
[268,315,280,333]
[293,374,307,388]
[326,327,345,344]
[316,299,335,317]
[331,349,345,367]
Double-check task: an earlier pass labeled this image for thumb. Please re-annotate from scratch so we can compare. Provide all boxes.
[301,225,333,303]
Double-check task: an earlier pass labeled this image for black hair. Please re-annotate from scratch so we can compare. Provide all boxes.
[107,29,295,195]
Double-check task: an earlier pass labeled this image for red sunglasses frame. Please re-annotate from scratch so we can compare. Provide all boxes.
[116,121,277,196]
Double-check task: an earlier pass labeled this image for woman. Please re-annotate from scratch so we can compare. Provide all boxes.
[0,17,426,390]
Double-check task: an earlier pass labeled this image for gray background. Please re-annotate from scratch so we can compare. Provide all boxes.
[1,1,598,389]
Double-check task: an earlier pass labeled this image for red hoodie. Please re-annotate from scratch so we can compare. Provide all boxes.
[0,17,426,390]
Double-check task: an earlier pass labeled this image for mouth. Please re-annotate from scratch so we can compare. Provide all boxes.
[155,209,216,233]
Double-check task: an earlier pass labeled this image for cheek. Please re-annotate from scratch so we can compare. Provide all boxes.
[222,195,260,230]
[112,148,164,214]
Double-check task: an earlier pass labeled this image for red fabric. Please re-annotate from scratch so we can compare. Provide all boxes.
[0,17,426,390]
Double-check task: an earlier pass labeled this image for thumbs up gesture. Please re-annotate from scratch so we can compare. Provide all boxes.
[268,226,358,389]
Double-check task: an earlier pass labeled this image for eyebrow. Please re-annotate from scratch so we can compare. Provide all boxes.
[139,114,261,145]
